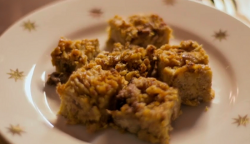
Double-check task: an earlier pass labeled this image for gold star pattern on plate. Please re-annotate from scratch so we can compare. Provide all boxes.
[233,115,249,126]
[22,20,36,32]
[90,8,103,18]
[7,69,24,82]
[213,29,228,41]
[164,0,175,5]
[205,106,209,112]
[7,124,25,136]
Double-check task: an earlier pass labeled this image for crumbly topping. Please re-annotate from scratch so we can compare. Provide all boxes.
[108,14,172,47]
[156,40,209,68]
[95,43,157,81]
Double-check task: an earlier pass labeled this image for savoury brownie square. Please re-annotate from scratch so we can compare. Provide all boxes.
[109,77,181,144]
[57,63,127,132]
[47,37,100,85]
[51,37,100,73]
[156,40,214,106]
[107,14,172,47]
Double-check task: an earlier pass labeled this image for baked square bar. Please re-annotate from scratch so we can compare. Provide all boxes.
[57,63,127,132]
[107,14,172,47]
[109,77,181,144]
[156,40,214,106]
[47,37,100,85]
[51,37,100,73]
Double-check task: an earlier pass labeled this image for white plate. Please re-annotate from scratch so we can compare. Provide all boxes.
[0,0,250,144]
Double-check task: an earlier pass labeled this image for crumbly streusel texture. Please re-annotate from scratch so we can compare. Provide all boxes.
[51,37,100,73]
[109,77,181,144]
[57,64,127,132]
[95,43,157,81]
[156,40,214,106]
[48,14,215,144]
[47,38,100,85]
[108,14,172,48]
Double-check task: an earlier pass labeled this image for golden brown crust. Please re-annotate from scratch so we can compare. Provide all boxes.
[108,14,172,48]
[51,37,100,74]
[156,40,213,106]
[57,64,127,132]
[48,38,100,85]
[95,43,157,81]
[47,13,215,143]
[109,77,181,144]
[156,40,209,68]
